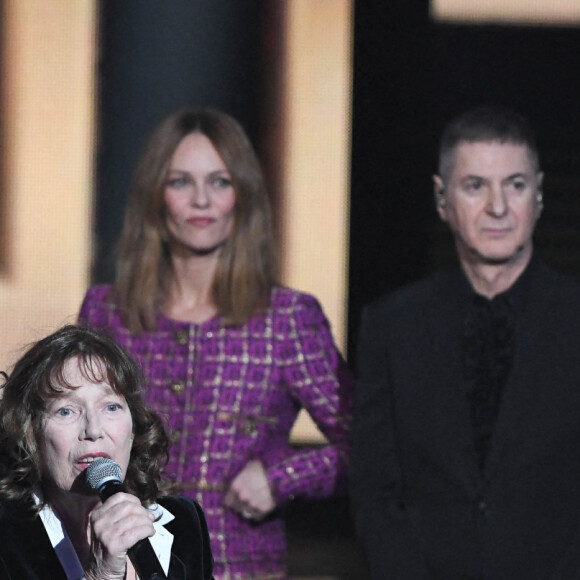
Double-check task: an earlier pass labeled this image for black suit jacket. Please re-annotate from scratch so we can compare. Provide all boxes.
[351,259,580,580]
[0,496,214,579]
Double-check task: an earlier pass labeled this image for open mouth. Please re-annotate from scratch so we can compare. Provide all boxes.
[76,454,110,468]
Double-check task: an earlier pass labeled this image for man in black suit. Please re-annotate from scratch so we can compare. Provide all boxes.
[351,106,580,580]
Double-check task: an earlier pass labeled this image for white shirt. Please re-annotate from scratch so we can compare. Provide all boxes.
[35,494,175,580]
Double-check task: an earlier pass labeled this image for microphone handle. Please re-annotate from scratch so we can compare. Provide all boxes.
[129,539,167,580]
[97,481,168,580]
[98,480,125,502]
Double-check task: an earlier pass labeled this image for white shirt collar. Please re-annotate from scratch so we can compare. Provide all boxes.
[148,502,176,574]
[34,493,175,579]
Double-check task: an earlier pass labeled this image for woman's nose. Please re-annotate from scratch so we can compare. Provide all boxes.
[81,411,104,441]
[191,184,210,208]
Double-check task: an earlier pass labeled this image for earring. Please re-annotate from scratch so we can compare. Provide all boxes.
[536,191,543,205]
[436,187,446,208]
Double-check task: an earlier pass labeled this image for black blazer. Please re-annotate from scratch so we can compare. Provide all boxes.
[0,496,214,579]
[351,259,580,580]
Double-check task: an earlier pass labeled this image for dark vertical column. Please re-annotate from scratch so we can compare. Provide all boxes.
[348,1,434,359]
[255,3,287,243]
[94,0,263,283]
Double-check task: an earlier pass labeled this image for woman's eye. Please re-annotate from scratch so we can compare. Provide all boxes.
[212,176,232,188]
[56,408,72,417]
[512,180,526,191]
[106,403,121,412]
[167,176,189,188]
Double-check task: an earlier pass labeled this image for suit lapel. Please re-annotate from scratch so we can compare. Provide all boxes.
[422,269,482,493]
[482,261,556,483]
[159,497,207,580]
[166,553,188,580]
[482,317,537,483]
[1,506,67,579]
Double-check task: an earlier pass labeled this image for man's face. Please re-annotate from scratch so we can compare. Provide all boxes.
[434,140,543,269]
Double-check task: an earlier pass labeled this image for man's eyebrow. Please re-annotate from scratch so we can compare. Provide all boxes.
[460,174,485,182]
[504,172,530,180]
[459,172,532,182]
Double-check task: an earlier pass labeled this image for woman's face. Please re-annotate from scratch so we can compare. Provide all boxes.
[39,356,134,496]
[163,132,236,255]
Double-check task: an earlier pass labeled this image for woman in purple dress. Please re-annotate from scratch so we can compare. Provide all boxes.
[78,108,353,580]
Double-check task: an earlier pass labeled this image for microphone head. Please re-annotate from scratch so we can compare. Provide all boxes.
[86,457,123,493]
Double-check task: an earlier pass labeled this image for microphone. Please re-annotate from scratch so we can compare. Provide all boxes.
[86,458,167,580]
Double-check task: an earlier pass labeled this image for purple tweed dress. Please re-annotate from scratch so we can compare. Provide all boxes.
[79,285,353,580]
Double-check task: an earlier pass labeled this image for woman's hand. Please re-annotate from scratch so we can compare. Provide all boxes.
[85,492,155,580]
[224,459,276,521]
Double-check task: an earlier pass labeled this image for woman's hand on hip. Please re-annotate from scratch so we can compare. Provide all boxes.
[224,459,276,521]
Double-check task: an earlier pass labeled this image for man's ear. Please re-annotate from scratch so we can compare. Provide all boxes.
[535,171,544,218]
[433,175,447,220]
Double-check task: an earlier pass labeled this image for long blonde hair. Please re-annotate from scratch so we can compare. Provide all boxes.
[114,108,277,333]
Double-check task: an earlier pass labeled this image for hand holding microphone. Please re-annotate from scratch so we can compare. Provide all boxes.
[86,458,167,580]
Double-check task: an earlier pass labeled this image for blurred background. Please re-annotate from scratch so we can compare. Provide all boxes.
[1,1,580,578]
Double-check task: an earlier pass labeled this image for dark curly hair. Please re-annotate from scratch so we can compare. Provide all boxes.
[0,325,171,511]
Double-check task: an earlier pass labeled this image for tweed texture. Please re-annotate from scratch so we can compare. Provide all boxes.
[79,285,352,580]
